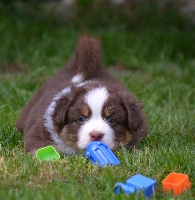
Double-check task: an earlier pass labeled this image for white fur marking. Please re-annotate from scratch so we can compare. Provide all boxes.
[71,74,83,84]
[44,87,71,153]
[78,87,115,149]
[85,87,108,118]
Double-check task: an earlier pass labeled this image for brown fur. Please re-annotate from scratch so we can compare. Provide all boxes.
[16,35,148,154]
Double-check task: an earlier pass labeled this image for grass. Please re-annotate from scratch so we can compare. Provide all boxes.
[0,1,195,199]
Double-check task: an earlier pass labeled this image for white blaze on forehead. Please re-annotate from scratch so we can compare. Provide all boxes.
[77,87,115,149]
[85,87,108,118]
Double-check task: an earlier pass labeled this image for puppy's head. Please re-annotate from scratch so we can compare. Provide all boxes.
[52,83,146,153]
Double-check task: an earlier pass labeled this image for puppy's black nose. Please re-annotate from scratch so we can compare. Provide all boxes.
[90,131,104,141]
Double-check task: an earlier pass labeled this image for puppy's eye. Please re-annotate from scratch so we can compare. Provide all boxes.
[106,116,116,125]
[78,116,87,124]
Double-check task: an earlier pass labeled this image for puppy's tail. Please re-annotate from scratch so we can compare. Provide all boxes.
[74,35,103,80]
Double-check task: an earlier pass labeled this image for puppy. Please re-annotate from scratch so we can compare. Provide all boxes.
[16,36,148,155]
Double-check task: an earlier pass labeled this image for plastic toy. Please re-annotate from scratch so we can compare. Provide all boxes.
[36,145,60,161]
[115,182,135,195]
[85,141,120,167]
[115,174,156,198]
[162,172,191,196]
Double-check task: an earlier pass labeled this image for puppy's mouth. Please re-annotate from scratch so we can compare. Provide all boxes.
[112,138,123,149]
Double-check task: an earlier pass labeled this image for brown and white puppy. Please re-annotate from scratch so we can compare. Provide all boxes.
[16,36,148,155]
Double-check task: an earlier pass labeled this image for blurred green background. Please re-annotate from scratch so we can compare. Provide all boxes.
[0,0,195,68]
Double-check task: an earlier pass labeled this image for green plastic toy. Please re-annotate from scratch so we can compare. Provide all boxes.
[36,145,60,161]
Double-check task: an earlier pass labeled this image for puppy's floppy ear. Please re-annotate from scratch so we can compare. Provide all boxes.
[120,92,144,131]
[52,86,82,128]
[52,96,71,128]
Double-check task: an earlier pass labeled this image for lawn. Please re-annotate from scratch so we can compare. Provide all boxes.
[0,2,194,199]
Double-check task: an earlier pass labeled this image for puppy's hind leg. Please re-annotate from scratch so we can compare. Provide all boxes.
[24,128,53,155]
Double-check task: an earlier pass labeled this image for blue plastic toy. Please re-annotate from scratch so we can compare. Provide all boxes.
[85,141,120,167]
[115,182,135,195]
[115,174,156,198]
